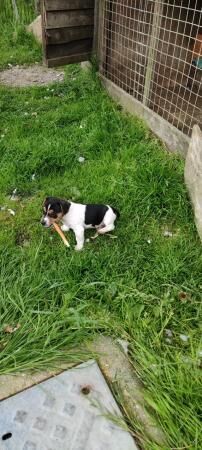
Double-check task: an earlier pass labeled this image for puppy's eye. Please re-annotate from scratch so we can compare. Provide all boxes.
[48,212,57,218]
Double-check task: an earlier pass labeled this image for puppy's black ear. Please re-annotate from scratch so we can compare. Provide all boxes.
[44,197,51,206]
[60,200,70,215]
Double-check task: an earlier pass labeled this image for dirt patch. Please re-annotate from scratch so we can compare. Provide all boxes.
[0,65,64,87]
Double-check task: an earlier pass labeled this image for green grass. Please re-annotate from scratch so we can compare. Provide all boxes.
[0,0,41,69]
[0,11,202,449]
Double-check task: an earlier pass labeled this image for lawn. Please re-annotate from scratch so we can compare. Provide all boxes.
[0,6,202,450]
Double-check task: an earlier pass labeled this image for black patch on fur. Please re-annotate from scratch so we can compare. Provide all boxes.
[44,197,70,216]
[85,204,109,227]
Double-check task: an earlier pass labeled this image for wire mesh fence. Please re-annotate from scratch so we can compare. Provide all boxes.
[99,0,202,137]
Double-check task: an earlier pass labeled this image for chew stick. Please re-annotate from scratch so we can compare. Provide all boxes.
[53,222,70,247]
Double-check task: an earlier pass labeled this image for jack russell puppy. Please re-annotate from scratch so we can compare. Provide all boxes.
[41,197,120,251]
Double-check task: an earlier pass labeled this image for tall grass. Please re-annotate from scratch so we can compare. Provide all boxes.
[0,0,41,69]
[0,0,35,26]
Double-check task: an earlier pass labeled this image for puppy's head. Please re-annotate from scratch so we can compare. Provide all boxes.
[41,197,70,227]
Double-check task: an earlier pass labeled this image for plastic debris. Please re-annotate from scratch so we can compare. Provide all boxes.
[10,188,18,200]
[8,208,15,216]
[147,239,152,244]
[78,156,85,163]
[163,230,173,237]
[31,173,36,181]
[165,329,173,337]
[179,334,189,342]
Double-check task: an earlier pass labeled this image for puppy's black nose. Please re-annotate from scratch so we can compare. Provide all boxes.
[41,218,46,226]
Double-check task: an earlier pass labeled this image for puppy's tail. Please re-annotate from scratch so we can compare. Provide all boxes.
[112,206,120,219]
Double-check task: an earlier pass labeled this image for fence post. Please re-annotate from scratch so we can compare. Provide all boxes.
[95,0,105,72]
[185,124,202,241]
[143,0,163,106]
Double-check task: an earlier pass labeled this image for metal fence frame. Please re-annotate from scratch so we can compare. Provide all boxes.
[95,0,202,155]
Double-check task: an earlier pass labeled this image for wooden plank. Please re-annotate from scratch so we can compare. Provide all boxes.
[47,52,92,67]
[93,0,99,55]
[41,0,48,63]
[46,38,93,59]
[96,0,104,69]
[185,125,202,240]
[46,25,93,45]
[45,0,94,11]
[46,9,94,29]
[143,0,163,106]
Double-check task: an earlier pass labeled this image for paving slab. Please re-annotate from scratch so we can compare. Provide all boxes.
[0,360,138,450]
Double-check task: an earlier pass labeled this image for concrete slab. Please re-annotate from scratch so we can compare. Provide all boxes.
[89,336,166,446]
[0,360,137,450]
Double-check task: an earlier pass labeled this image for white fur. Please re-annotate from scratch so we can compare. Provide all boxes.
[62,202,116,251]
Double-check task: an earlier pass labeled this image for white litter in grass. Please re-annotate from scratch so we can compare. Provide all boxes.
[147,239,152,244]
[8,208,15,216]
[78,156,85,163]
[179,334,189,342]
[10,188,18,200]
[163,230,173,238]
[31,112,37,116]
[165,329,173,337]
[31,174,36,181]
[79,124,83,129]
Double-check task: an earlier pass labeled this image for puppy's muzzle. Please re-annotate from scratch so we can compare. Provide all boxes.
[41,217,51,227]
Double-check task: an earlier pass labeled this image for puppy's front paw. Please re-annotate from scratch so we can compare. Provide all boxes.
[61,224,69,232]
[75,244,83,251]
